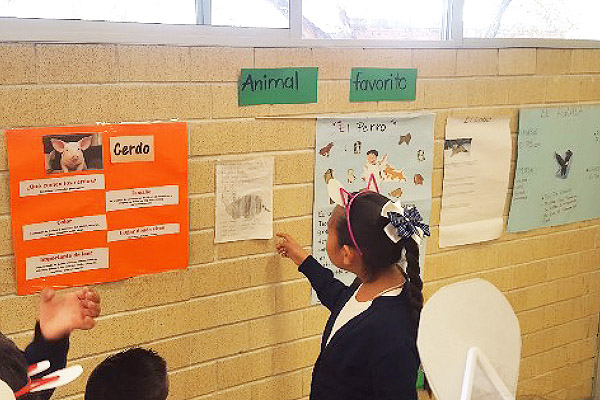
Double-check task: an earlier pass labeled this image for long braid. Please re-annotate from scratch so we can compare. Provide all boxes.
[402,238,423,335]
[401,237,431,394]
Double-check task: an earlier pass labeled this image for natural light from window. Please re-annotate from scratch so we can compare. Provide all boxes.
[302,0,446,40]
[0,0,196,24]
[1,0,599,42]
[463,0,600,40]
[211,0,289,28]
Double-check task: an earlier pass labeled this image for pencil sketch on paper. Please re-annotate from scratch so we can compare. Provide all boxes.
[215,157,274,243]
[222,193,271,220]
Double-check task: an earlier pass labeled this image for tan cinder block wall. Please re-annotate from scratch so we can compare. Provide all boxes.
[0,44,599,400]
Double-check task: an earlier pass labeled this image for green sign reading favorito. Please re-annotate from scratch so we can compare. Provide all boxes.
[350,68,417,102]
[239,67,318,106]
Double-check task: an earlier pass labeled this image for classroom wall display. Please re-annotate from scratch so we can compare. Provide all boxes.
[239,68,318,106]
[215,157,274,243]
[508,105,600,232]
[439,117,512,247]
[7,122,189,295]
[350,68,417,102]
[313,114,434,303]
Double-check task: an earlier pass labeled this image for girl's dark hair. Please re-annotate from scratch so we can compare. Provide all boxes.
[335,192,424,333]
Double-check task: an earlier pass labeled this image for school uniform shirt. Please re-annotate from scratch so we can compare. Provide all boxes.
[326,285,402,347]
[299,256,419,400]
[24,322,70,400]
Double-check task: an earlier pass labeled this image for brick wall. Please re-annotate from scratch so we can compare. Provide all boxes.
[0,44,599,400]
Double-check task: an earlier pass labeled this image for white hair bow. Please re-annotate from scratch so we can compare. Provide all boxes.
[381,200,429,246]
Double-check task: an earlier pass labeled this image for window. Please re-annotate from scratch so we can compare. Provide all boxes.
[302,0,447,40]
[463,0,600,40]
[0,0,290,27]
[0,0,599,46]
[212,0,289,28]
[0,0,197,24]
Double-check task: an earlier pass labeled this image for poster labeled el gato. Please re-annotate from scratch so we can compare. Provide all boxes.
[313,114,434,303]
[7,122,189,295]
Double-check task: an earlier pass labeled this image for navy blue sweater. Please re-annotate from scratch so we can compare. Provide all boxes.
[299,256,419,400]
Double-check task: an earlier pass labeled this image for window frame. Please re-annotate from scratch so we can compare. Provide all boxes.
[0,0,599,48]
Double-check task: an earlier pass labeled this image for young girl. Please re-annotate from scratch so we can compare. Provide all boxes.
[276,190,428,400]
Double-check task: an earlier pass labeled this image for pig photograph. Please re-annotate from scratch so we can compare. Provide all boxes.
[43,134,103,174]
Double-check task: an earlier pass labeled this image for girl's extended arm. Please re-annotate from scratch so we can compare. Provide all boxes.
[276,233,349,311]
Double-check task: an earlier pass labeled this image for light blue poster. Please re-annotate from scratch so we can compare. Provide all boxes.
[508,105,600,232]
[312,114,435,303]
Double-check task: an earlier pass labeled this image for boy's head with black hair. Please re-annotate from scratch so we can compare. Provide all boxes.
[85,348,167,400]
[0,333,41,400]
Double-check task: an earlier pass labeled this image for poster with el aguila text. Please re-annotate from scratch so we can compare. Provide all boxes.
[7,122,189,295]
[508,105,600,232]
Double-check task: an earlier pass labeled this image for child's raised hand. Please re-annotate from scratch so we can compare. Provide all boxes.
[276,233,309,266]
[39,287,101,340]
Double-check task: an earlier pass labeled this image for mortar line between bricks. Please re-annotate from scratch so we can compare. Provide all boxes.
[2,218,597,288]
[427,247,600,293]
[4,276,315,336]
[187,366,315,400]
[521,314,597,342]
[1,223,595,300]
[8,303,325,364]
[521,339,597,363]
[428,222,599,252]
[188,148,314,162]
[510,291,600,316]
[57,311,323,368]
[519,353,597,382]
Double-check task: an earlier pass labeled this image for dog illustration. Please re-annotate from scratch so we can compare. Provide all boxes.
[398,133,412,145]
[389,187,403,198]
[319,142,334,157]
[324,169,336,204]
[347,169,356,184]
[323,168,334,184]
[384,165,407,182]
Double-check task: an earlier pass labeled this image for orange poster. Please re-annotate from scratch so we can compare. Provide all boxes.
[7,122,189,295]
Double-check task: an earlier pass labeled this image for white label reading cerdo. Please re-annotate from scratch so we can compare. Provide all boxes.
[110,135,155,163]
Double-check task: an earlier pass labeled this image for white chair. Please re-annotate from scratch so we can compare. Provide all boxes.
[417,279,521,400]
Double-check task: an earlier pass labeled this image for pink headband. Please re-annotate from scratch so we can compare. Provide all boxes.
[339,174,379,255]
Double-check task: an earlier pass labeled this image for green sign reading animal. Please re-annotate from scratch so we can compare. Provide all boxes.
[239,67,318,106]
[350,68,417,102]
